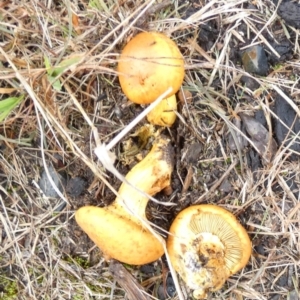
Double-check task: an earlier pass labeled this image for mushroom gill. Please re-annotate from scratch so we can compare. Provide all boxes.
[167,204,251,299]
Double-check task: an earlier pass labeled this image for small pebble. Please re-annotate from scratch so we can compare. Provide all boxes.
[241,45,269,76]
[240,113,277,162]
[66,177,87,197]
[240,75,260,91]
[39,165,67,198]
[157,276,176,300]
[220,179,233,193]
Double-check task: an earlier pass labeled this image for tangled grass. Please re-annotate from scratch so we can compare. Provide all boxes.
[1,0,300,299]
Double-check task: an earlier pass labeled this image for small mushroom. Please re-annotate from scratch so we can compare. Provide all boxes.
[117,31,184,104]
[146,94,177,127]
[167,205,251,299]
[75,137,174,265]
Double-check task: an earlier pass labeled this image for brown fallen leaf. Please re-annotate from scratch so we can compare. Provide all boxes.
[72,13,81,34]
[239,113,277,162]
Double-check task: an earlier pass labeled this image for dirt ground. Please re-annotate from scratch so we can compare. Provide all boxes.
[1,0,300,299]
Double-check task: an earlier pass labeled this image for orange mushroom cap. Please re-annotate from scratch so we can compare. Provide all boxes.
[117,32,184,104]
[167,204,251,299]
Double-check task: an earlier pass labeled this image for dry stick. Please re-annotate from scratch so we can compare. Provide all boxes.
[207,31,232,87]
[109,260,151,300]
[0,134,31,146]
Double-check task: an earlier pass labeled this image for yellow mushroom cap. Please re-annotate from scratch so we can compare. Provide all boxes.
[75,205,164,265]
[167,204,251,299]
[117,32,185,104]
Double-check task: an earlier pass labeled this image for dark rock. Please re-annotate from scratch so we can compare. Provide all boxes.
[278,274,288,287]
[66,177,87,197]
[278,2,300,29]
[157,276,176,300]
[240,76,260,91]
[254,242,266,256]
[197,24,219,45]
[241,46,269,76]
[39,165,67,198]
[139,264,156,275]
[219,179,233,193]
[272,93,300,159]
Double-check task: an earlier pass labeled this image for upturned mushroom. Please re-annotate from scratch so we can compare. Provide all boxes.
[167,204,251,299]
[117,32,184,105]
[75,137,174,265]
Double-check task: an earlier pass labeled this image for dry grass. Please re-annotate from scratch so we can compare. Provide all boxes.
[1,0,300,299]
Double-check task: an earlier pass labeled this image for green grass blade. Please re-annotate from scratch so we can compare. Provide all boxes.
[0,95,24,122]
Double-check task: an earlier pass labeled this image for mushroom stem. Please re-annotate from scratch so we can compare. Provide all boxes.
[75,137,174,265]
[111,137,173,223]
[147,94,177,127]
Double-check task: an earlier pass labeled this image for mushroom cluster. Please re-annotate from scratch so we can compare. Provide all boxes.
[75,31,252,299]
[117,31,185,126]
[167,205,251,299]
